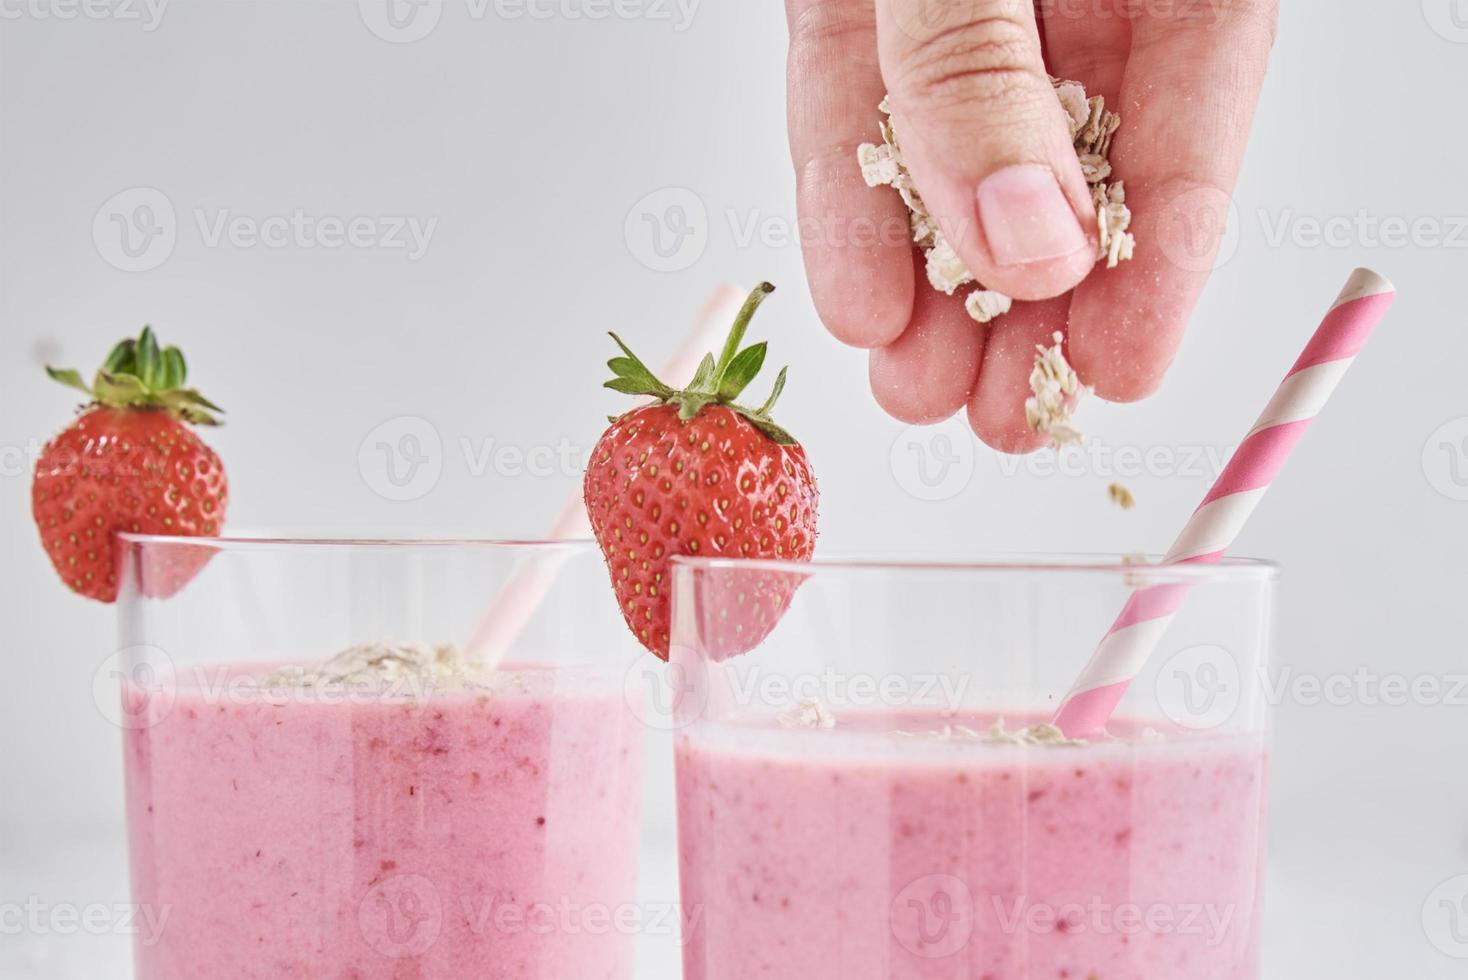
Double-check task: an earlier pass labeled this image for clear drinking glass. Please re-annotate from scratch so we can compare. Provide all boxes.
[114,535,646,980]
[670,554,1277,980]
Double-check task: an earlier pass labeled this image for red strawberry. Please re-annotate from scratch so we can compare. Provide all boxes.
[32,327,228,602]
[584,283,818,659]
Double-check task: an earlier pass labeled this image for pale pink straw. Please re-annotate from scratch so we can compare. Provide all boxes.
[463,283,749,663]
[1052,268,1396,737]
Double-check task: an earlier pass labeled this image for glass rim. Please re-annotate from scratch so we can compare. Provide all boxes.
[671,552,1279,582]
[116,531,597,554]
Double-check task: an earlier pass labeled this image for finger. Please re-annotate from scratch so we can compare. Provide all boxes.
[1068,0,1277,401]
[788,0,915,349]
[966,294,1071,453]
[1035,0,1130,102]
[869,251,986,424]
[875,0,1097,302]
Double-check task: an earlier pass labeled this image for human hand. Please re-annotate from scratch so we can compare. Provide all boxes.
[786,0,1277,451]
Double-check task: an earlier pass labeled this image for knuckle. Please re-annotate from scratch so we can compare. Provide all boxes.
[1211,0,1280,44]
[788,0,877,55]
[896,13,1044,113]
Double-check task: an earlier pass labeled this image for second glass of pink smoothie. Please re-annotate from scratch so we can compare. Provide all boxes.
[115,536,647,980]
[670,555,1276,980]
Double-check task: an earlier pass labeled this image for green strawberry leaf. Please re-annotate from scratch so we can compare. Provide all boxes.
[45,367,93,397]
[756,366,788,417]
[718,342,767,401]
[737,410,796,445]
[169,388,224,413]
[161,347,187,389]
[686,353,717,395]
[606,377,657,396]
[102,339,136,375]
[94,370,151,404]
[136,327,162,389]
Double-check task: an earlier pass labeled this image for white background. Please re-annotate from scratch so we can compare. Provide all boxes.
[1,1,1466,977]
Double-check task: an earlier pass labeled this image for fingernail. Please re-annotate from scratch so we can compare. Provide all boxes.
[976,164,1089,268]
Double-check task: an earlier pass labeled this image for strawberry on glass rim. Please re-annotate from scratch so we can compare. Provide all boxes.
[584,283,819,660]
[32,327,228,602]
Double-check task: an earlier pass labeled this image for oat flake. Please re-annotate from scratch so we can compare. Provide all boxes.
[1025,331,1088,446]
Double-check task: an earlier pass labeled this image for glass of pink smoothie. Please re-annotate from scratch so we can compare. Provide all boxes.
[669,555,1276,980]
[113,536,646,979]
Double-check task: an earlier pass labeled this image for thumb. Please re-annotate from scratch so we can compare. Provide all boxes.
[876,0,1096,302]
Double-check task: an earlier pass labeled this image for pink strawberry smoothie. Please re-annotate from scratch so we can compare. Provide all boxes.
[676,712,1268,980]
[123,655,642,979]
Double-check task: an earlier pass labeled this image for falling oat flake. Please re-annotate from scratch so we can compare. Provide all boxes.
[857,78,1136,326]
[1108,483,1136,510]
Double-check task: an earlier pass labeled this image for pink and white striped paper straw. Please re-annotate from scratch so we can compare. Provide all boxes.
[463,283,748,663]
[1052,268,1396,737]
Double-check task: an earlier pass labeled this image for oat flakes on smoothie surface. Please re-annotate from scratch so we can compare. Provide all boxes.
[895,718,1088,747]
[777,697,837,730]
[261,640,527,693]
[857,76,1135,326]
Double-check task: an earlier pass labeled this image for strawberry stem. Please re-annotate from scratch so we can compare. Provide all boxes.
[46,326,224,425]
[603,282,796,444]
[712,282,775,381]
